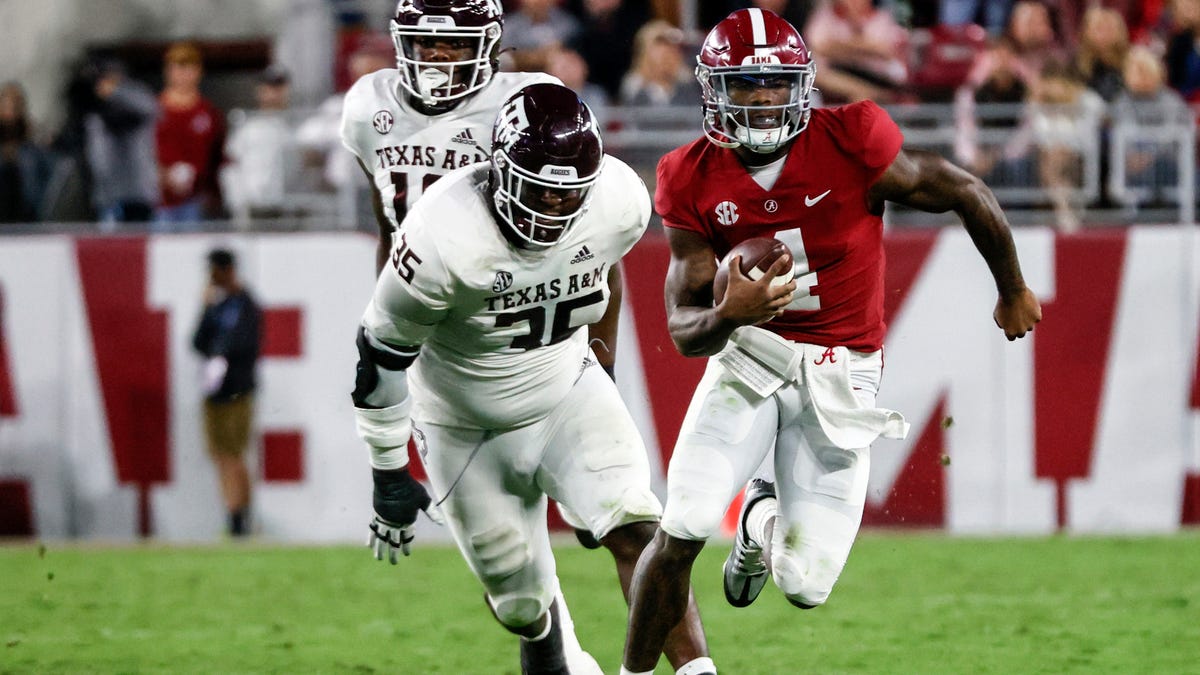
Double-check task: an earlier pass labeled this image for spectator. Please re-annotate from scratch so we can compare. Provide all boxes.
[1165,0,1200,101]
[1113,45,1190,203]
[939,0,1014,35]
[220,65,294,224]
[1075,6,1131,103]
[191,248,261,538]
[502,0,581,71]
[156,42,226,229]
[83,59,159,226]
[543,45,611,128]
[966,1,1066,91]
[954,36,1034,182]
[295,38,392,195]
[567,0,651,100]
[700,0,817,32]
[0,82,54,224]
[618,20,698,106]
[804,0,910,103]
[1028,61,1105,232]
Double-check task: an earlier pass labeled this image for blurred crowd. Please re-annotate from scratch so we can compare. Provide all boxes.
[1,0,1198,231]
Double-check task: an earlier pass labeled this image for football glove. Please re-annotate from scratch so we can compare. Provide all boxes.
[368,467,444,563]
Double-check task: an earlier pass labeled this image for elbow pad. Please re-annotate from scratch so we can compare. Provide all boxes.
[352,326,418,409]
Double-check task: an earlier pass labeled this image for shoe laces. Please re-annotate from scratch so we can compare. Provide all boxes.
[731,528,766,576]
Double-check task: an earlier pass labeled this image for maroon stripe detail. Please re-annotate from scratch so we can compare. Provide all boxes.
[863,396,947,527]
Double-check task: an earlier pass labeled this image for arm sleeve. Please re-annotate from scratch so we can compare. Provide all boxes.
[107,83,159,122]
[340,73,380,160]
[362,215,450,347]
[191,310,214,355]
[608,157,652,257]
[842,100,904,183]
[654,150,704,235]
[223,296,261,360]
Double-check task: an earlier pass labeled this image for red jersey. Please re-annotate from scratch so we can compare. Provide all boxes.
[155,96,225,207]
[656,100,903,352]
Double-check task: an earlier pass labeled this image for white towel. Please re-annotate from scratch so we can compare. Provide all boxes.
[721,327,909,449]
[798,343,909,449]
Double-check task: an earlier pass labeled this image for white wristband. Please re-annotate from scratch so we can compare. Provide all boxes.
[370,444,410,470]
[355,400,412,469]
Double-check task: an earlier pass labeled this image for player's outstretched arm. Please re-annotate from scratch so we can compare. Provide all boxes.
[868,148,1042,340]
[664,227,795,357]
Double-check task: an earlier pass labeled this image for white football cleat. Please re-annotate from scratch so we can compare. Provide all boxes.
[723,478,775,608]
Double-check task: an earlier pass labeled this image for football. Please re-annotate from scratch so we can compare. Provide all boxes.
[713,237,794,304]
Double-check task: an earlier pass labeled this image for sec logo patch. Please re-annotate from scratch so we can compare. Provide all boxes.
[715,200,739,226]
[373,110,394,134]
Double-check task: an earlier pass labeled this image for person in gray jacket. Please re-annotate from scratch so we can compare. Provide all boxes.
[84,58,159,225]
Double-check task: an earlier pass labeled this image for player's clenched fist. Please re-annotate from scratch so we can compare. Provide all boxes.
[368,467,443,563]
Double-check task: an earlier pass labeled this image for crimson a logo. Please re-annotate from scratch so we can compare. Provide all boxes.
[715,200,739,226]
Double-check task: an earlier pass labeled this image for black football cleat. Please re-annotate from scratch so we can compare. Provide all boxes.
[723,479,776,608]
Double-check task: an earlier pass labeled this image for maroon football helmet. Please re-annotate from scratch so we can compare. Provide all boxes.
[490,83,604,249]
[695,8,815,153]
[391,0,503,106]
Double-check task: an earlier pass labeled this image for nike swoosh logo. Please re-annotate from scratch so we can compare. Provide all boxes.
[805,190,831,207]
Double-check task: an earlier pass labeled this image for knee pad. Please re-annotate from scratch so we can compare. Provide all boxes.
[660,444,737,541]
[770,543,845,608]
[488,592,552,630]
[470,523,533,582]
[660,495,728,542]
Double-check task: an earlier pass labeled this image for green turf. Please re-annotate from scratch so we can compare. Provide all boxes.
[2,533,1198,674]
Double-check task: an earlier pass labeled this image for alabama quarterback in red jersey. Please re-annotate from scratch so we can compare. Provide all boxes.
[622,8,1041,674]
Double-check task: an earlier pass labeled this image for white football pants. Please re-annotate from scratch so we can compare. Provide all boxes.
[660,348,884,607]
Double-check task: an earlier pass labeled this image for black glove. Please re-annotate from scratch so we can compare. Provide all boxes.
[368,467,443,563]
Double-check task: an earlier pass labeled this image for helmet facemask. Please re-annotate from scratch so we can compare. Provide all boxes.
[696,61,815,153]
[391,20,501,107]
[490,152,603,249]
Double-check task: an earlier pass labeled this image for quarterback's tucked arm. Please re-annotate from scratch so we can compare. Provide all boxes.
[868,148,1042,340]
[664,226,796,357]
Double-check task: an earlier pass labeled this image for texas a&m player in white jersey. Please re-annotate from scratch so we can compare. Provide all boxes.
[351,84,713,675]
[340,0,557,274]
[342,0,609,555]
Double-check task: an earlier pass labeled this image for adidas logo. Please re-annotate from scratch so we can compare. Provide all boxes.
[570,245,594,264]
[451,128,476,145]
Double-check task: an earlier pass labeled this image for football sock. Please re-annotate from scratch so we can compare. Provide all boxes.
[676,656,718,674]
[524,611,553,642]
[745,497,778,547]
[519,608,566,674]
[619,667,654,675]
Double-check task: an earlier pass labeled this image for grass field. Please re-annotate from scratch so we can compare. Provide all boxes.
[3,532,1198,674]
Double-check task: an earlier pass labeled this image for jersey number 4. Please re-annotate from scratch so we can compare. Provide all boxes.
[495,290,605,350]
[773,227,821,310]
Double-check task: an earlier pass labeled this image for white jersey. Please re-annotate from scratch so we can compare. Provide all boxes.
[361,155,651,429]
[340,69,560,233]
